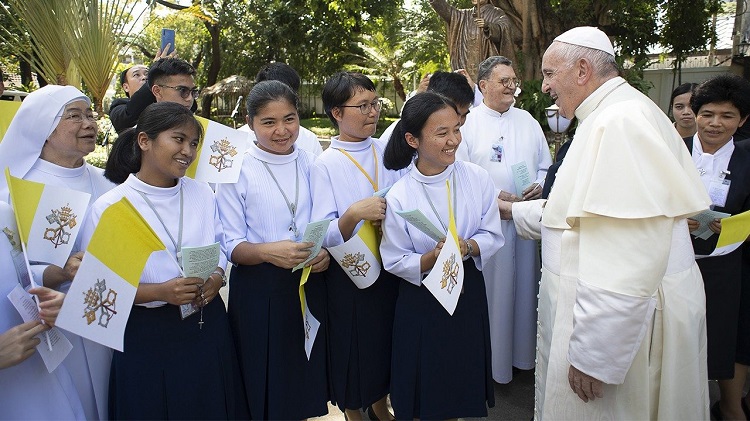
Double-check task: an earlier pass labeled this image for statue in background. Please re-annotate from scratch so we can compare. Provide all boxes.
[429,0,515,81]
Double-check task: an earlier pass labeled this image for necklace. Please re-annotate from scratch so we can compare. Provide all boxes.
[420,171,457,234]
[261,159,300,240]
[336,144,379,191]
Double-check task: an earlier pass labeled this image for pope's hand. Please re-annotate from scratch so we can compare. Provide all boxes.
[568,365,604,402]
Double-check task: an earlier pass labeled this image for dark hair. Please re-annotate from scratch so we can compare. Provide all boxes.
[427,71,475,107]
[119,67,130,87]
[668,82,697,113]
[147,58,196,87]
[691,74,750,119]
[255,63,301,93]
[477,56,513,82]
[322,71,376,128]
[383,92,458,170]
[104,102,203,184]
[246,80,299,121]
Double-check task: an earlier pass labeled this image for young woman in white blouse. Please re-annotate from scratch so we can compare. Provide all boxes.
[380,92,504,419]
[311,72,403,421]
[216,80,330,419]
[81,102,241,419]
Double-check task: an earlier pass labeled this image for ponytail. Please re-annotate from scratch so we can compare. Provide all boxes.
[104,128,141,184]
[383,120,416,170]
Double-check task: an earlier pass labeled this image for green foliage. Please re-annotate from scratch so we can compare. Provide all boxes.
[660,0,722,71]
[515,80,553,130]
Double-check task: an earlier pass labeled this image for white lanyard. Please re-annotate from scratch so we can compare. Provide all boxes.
[137,187,184,264]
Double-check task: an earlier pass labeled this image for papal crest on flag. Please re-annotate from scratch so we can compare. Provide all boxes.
[299,267,320,360]
[185,116,249,183]
[421,181,464,316]
[56,197,166,351]
[5,168,91,268]
[327,221,381,289]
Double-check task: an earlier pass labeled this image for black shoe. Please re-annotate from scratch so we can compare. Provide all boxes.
[711,401,724,421]
[366,406,377,421]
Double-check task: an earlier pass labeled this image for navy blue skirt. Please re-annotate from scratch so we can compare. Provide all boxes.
[390,260,494,419]
[228,263,329,420]
[326,263,399,410]
[108,297,243,420]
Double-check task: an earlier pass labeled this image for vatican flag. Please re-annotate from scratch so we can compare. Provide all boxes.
[327,221,381,289]
[0,100,21,142]
[185,116,249,184]
[709,209,750,257]
[56,197,166,351]
[421,181,464,316]
[5,168,91,269]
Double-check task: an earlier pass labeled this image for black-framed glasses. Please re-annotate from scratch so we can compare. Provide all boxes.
[57,110,96,123]
[338,99,382,115]
[487,77,521,89]
[157,84,200,100]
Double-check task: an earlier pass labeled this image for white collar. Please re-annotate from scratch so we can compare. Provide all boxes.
[575,77,627,121]
[247,140,298,165]
[410,163,455,184]
[125,173,181,197]
[329,136,373,152]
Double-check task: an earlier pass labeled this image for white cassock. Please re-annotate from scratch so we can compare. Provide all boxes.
[512,77,711,420]
[238,124,323,156]
[458,102,552,383]
[0,201,87,420]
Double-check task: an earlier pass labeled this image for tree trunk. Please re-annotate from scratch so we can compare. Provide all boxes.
[200,22,221,118]
[393,76,406,101]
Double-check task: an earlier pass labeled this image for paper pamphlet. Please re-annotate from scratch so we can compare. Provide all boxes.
[292,219,332,272]
[179,242,220,319]
[7,284,72,372]
[511,161,533,196]
[395,209,445,242]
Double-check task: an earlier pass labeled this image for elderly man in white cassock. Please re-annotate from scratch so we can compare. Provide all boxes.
[502,27,711,420]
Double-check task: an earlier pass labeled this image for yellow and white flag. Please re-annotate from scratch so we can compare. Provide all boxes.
[709,209,750,257]
[299,267,320,360]
[327,221,381,289]
[56,197,166,351]
[185,117,249,184]
[5,168,91,268]
[0,101,21,142]
[421,181,464,315]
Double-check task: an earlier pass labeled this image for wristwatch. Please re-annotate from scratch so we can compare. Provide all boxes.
[211,270,227,288]
[465,240,474,258]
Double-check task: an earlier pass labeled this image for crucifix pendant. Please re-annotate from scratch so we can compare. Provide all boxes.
[198,308,204,330]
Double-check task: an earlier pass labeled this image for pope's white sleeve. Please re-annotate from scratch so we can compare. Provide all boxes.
[568,216,672,384]
[510,199,544,240]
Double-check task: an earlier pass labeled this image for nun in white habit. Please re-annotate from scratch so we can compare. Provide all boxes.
[0,85,114,420]
[0,201,87,419]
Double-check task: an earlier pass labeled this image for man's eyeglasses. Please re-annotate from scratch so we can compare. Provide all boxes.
[59,111,97,123]
[339,99,383,115]
[487,77,521,89]
[157,84,200,100]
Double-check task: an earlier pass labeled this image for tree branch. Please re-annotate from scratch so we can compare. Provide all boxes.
[152,0,188,11]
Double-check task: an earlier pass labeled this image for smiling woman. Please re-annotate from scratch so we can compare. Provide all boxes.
[88,101,242,419]
[0,84,116,420]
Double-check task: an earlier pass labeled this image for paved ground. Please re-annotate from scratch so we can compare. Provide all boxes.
[220,284,746,421]
[312,368,534,421]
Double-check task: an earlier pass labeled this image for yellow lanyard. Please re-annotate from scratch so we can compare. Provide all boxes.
[336,145,379,191]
